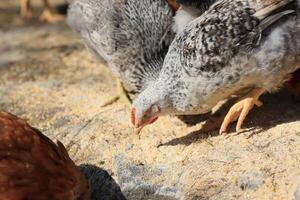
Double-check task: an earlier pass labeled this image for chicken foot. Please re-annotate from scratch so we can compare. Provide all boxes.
[20,0,33,19]
[39,0,65,23]
[100,79,133,107]
[219,88,264,134]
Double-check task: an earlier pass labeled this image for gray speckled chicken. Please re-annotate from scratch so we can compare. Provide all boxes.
[67,0,175,106]
[132,0,300,134]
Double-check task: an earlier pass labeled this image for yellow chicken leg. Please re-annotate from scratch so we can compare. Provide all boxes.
[20,0,33,19]
[39,0,65,23]
[219,88,264,134]
[100,79,133,107]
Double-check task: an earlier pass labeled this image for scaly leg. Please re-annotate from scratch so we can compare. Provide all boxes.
[100,79,133,107]
[39,0,65,23]
[219,88,264,134]
[20,0,33,19]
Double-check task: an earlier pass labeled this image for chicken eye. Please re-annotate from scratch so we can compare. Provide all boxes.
[151,105,160,113]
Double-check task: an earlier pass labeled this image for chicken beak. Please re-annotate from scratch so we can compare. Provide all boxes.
[131,107,137,126]
[131,109,144,135]
[134,116,159,135]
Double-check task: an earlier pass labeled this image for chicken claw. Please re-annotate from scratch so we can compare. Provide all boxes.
[20,0,33,19]
[100,79,133,107]
[39,8,65,23]
[219,88,264,134]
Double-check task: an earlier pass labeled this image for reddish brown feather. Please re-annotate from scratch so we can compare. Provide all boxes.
[0,112,90,200]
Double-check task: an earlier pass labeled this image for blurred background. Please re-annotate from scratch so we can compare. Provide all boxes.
[1,0,66,28]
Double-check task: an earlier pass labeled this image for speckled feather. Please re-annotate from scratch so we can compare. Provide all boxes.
[67,0,175,92]
[133,0,300,120]
[0,112,90,200]
[179,0,259,75]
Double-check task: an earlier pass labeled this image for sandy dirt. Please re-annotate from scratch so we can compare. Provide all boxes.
[1,1,300,199]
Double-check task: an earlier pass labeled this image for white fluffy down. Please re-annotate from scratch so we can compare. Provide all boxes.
[172,8,198,34]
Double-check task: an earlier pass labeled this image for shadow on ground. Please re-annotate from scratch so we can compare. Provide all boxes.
[162,88,300,146]
[79,164,126,200]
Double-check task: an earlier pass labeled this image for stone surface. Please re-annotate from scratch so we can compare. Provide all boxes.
[1,1,300,199]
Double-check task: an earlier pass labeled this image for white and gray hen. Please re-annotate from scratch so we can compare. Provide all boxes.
[67,0,175,103]
[132,0,300,134]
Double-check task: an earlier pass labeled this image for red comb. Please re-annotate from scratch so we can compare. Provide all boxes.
[131,107,136,125]
[166,0,180,12]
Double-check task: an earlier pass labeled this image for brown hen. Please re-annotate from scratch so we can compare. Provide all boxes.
[0,112,90,200]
